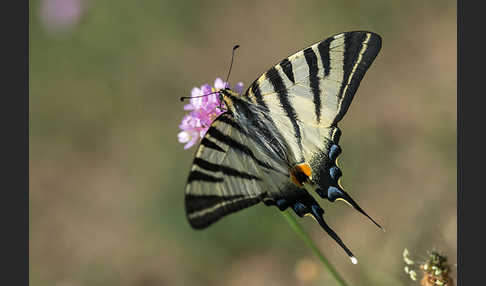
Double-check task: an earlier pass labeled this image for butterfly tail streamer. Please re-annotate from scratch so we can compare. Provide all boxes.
[290,190,357,264]
[309,205,357,264]
[328,186,383,230]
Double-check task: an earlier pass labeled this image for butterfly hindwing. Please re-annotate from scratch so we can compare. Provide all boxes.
[185,112,289,229]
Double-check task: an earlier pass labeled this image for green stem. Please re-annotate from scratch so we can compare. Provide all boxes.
[281,211,349,286]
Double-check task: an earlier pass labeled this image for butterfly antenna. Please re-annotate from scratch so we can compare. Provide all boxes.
[225,44,240,86]
[179,91,219,102]
[181,45,239,102]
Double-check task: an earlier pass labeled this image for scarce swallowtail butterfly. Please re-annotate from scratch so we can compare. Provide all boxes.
[184,31,383,263]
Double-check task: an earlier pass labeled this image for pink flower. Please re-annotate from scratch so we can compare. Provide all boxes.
[178,115,202,150]
[233,82,244,94]
[178,78,244,149]
[39,0,85,35]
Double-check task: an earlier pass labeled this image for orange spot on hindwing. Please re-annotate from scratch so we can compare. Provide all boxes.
[290,163,312,187]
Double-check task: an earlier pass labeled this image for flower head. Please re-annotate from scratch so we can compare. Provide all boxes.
[178,78,244,149]
[419,251,453,286]
[39,0,85,35]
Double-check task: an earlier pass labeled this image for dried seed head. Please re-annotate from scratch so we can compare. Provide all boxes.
[419,251,453,286]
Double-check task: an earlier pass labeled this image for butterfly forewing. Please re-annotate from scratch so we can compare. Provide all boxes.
[244,31,381,163]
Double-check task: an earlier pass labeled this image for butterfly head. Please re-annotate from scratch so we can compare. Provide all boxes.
[218,87,231,99]
[218,87,241,112]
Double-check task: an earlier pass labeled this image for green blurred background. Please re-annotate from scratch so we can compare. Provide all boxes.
[30,0,456,285]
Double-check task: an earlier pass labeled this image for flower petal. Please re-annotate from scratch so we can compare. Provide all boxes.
[190,96,204,109]
[179,115,192,130]
[184,103,195,110]
[178,131,191,143]
[201,84,212,96]
[184,141,195,149]
[214,78,227,90]
[206,93,220,108]
[191,87,202,97]
[184,131,200,149]
[234,82,244,94]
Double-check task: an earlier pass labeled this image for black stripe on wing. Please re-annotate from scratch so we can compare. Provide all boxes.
[251,83,266,108]
[186,194,263,229]
[265,67,304,159]
[339,32,367,100]
[279,58,295,83]
[304,47,322,124]
[200,137,225,152]
[217,113,245,134]
[334,32,382,124]
[187,194,245,214]
[187,170,224,183]
[207,126,275,171]
[317,38,331,77]
[193,158,261,181]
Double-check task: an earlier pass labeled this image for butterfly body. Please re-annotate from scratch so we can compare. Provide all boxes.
[185,31,383,261]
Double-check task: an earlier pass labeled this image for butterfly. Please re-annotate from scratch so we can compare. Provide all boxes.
[184,31,383,263]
